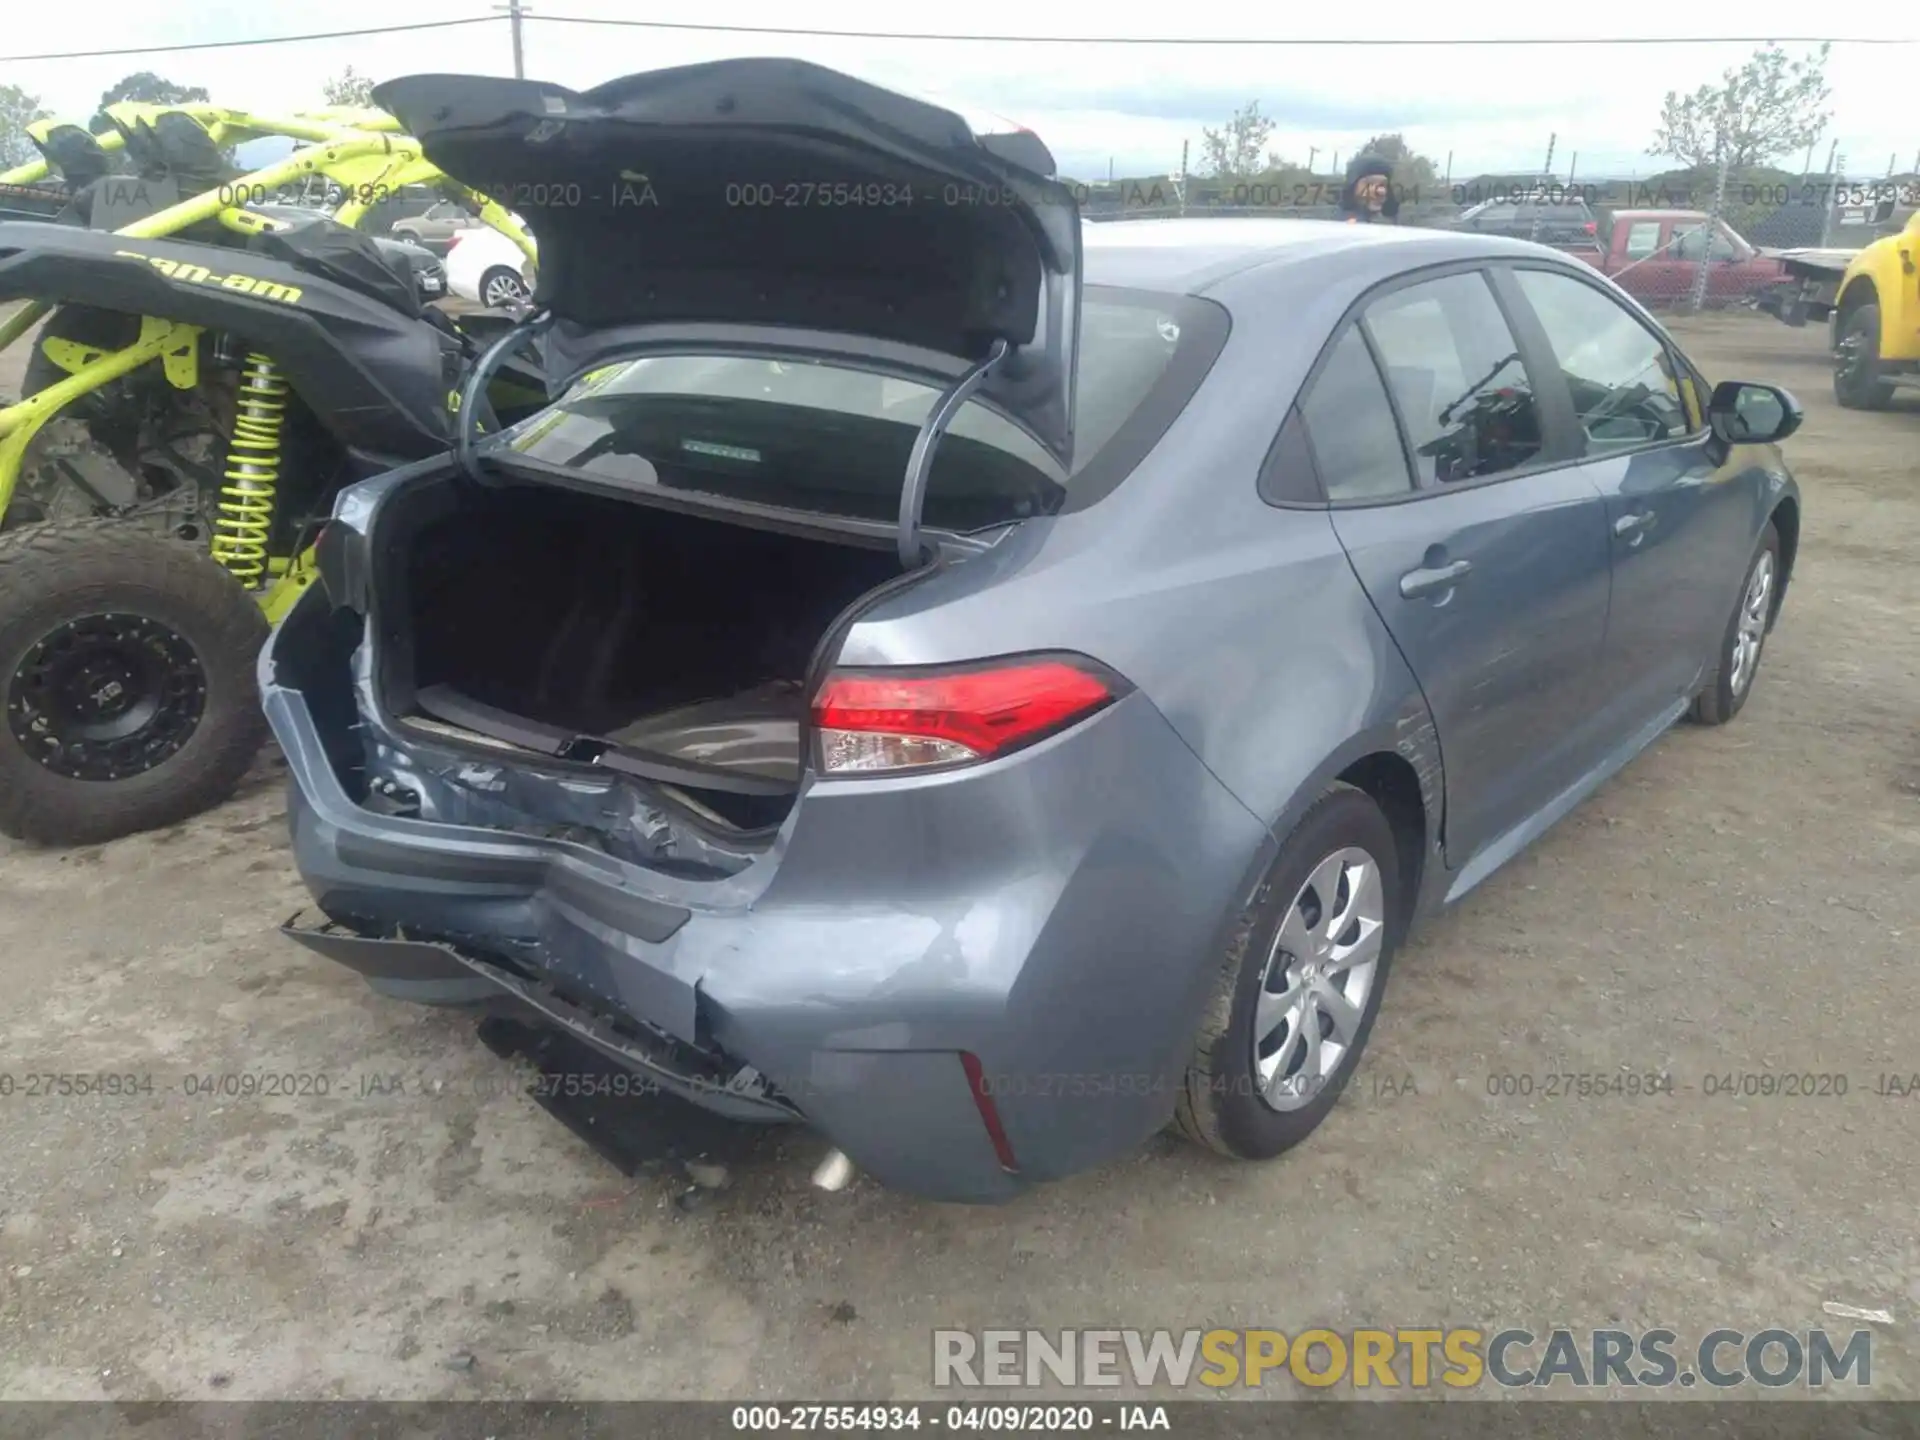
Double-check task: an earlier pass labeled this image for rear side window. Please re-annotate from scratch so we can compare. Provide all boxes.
[1362,272,1544,484]
[1298,328,1412,501]
[1513,269,1692,450]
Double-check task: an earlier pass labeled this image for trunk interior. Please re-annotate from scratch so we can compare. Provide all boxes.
[387,479,906,834]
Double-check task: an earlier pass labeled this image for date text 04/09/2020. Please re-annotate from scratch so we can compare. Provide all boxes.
[730,1405,1168,1432]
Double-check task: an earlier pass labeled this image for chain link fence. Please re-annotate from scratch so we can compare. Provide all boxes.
[1076,162,1917,311]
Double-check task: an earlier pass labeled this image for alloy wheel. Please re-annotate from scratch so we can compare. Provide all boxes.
[483,272,529,307]
[1252,846,1386,1112]
[1729,550,1774,697]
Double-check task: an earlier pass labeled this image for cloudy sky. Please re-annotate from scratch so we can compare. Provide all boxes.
[8,1,1914,184]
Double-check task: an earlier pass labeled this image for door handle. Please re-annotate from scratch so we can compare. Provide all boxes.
[1613,510,1654,538]
[1399,558,1473,599]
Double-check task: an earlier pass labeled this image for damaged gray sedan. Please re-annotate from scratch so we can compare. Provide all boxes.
[264,60,1802,1202]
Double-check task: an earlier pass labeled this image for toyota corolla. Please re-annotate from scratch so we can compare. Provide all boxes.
[261,60,1803,1202]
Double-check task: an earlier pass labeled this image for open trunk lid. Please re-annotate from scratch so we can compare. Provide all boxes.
[372,59,1084,478]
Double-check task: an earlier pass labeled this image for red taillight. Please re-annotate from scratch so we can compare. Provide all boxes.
[959,1052,1020,1172]
[811,656,1119,776]
[445,232,463,251]
[1585,221,1597,233]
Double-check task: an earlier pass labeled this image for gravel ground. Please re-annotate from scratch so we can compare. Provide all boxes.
[0,310,1916,1402]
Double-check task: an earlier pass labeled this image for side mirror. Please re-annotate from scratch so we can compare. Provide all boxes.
[1709,380,1802,446]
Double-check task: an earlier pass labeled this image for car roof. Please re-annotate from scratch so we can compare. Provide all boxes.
[1081,217,1545,295]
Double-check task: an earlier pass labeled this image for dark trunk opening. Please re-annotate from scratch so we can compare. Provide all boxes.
[394,481,905,830]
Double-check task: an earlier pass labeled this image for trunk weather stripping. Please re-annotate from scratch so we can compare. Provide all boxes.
[413,683,794,798]
[456,306,553,486]
[897,337,1009,569]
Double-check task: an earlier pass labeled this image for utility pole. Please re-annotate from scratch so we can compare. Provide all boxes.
[491,0,528,78]
[1443,150,1452,192]
[1177,138,1189,217]
[1820,142,1842,248]
[1529,133,1556,244]
[1307,146,1318,175]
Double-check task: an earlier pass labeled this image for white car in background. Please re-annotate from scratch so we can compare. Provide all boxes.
[445,222,536,307]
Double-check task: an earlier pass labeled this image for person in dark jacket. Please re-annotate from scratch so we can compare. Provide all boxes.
[1339,154,1400,223]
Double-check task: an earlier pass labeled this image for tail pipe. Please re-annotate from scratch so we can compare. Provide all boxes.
[211,353,288,587]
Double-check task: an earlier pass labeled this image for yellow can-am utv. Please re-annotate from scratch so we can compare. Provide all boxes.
[0,102,546,846]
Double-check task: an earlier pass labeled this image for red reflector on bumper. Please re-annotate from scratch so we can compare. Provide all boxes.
[960,1052,1019,1173]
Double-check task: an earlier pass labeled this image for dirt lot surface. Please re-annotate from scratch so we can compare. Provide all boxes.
[0,312,1915,1403]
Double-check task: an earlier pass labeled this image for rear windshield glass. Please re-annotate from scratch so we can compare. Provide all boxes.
[495,287,1226,532]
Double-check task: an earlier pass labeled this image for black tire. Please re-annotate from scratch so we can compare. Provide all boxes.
[0,521,269,845]
[1834,302,1895,411]
[1175,784,1402,1160]
[479,266,529,307]
[1689,522,1782,727]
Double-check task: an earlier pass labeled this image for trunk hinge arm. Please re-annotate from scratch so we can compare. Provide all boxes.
[455,307,554,487]
[896,337,1009,569]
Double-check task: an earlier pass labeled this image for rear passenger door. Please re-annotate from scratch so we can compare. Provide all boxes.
[1501,264,1759,726]
[1306,268,1614,871]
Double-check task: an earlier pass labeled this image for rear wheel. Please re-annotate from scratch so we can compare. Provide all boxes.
[1834,303,1895,411]
[0,522,269,845]
[479,266,529,308]
[1175,785,1401,1160]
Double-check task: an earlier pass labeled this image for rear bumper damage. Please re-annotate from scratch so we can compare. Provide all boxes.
[1757,273,1842,328]
[263,619,1268,1203]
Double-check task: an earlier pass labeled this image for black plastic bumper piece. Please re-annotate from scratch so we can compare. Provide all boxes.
[281,912,478,983]
[476,1016,786,1177]
[280,911,800,1123]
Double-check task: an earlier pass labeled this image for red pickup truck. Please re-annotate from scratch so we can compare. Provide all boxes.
[1557,208,1789,306]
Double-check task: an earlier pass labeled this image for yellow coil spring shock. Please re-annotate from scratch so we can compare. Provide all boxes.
[210,353,288,588]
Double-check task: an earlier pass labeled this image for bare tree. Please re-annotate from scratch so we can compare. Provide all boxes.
[1200,102,1276,179]
[1650,43,1832,170]
[0,83,52,168]
[322,67,377,109]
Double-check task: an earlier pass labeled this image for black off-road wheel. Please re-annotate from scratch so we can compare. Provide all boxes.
[1176,784,1402,1161]
[1834,303,1895,411]
[0,522,269,846]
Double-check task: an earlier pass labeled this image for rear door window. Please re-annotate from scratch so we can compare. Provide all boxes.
[1297,328,1412,501]
[1361,272,1545,484]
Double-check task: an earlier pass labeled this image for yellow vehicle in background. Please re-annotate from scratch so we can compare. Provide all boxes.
[0,100,546,846]
[1764,209,1920,410]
